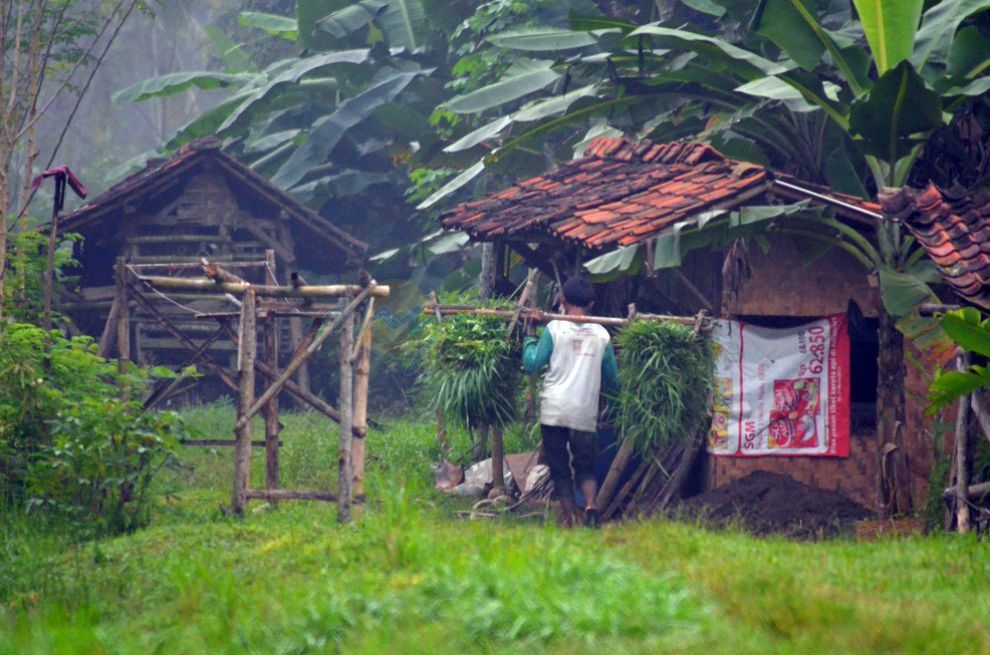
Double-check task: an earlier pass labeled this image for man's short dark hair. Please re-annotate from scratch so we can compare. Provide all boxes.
[562,276,595,307]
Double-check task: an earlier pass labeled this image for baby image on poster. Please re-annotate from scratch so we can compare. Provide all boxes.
[768,378,820,449]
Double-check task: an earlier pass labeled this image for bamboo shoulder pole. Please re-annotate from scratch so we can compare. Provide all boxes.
[424,306,710,329]
[338,312,355,524]
[263,250,280,494]
[232,289,257,515]
[954,349,971,534]
[137,275,390,298]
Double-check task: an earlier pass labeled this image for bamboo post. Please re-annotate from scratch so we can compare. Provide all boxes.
[430,291,449,452]
[263,250,280,494]
[338,310,355,524]
[351,310,372,506]
[232,289,257,515]
[115,257,130,374]
[954,349,971,534]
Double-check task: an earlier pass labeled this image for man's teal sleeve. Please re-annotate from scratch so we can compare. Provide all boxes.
[522,329,553,373]
[602,343,620,397]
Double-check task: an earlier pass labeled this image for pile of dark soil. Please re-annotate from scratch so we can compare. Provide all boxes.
[674,471,873,539]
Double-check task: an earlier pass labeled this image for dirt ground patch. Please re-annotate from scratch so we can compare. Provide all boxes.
[675,471,873,539]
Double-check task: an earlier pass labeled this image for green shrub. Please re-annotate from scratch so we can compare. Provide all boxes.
[0,322,186,535]
[614,320,715,452]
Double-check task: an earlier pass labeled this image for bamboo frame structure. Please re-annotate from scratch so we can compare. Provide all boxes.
[107,253,384,519]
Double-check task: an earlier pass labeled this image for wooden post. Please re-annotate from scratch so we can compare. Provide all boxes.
[289,316,311,395]
[954,349,971,534]
[115,257,130,374]
[338,310,355,524]
[97,296,120,358]
[234,286,372,431]
[232,289,257,515]
[263,250,280,494]
[351,318,372,506]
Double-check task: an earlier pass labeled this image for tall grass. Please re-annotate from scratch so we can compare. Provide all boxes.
[3,406,990,654]
[614,320,715,452]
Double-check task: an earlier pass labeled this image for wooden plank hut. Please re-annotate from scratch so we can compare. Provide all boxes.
[57,136,368,393]
[440,136,943,512]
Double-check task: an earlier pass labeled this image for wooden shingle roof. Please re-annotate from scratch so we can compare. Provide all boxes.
[440,137,880,250]
[59,136,368,260]
[882,184,990,308]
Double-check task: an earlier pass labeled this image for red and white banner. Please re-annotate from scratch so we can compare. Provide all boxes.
[708,314,850,458]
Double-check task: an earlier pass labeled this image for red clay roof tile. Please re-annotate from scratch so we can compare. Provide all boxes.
[881,184,990,308]
[440,136,876,256]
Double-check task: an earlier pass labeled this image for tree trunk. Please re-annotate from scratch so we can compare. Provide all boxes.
[479,242,495,301]
[876,308,911,518]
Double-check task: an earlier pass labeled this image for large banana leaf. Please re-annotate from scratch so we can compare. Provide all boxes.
[439,60,559,114]
[112,71,252,104]
[416,160,484,210]
[848,60,943,161]
[913,0,990,69]
[271,68,428,189]
[378,0,427,51]
[629,24,789,80]
[851,0,923,75]
[751,0,825,71]
[216,50,369,135]
[941,307,990,359]
[239,11,298,40]
[317,1,386,39]
[487,28,598,51]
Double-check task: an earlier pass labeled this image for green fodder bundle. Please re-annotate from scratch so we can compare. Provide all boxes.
[615,320,715,452]
[419,304,521,430]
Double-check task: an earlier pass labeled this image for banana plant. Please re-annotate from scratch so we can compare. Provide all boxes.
[928,308,990,414]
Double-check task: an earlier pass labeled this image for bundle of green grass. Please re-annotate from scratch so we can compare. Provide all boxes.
[614,320,715,452]
[419,299,521,430]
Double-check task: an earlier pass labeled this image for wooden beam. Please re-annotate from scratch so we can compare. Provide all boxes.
[143,326,226,410]
[127,283,238,391]
[138,276,390,298]
[246,489,335,502]
[182,439,282,447]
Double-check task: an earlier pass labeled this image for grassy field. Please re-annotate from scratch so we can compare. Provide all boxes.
[2,404,989,654]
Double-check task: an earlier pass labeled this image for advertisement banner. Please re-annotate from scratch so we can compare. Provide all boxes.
[708,315,850,457]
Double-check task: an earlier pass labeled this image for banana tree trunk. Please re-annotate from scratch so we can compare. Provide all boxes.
[876,308,912,518]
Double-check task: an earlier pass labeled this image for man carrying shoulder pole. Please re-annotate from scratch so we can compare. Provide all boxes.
[522,277,619,527]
